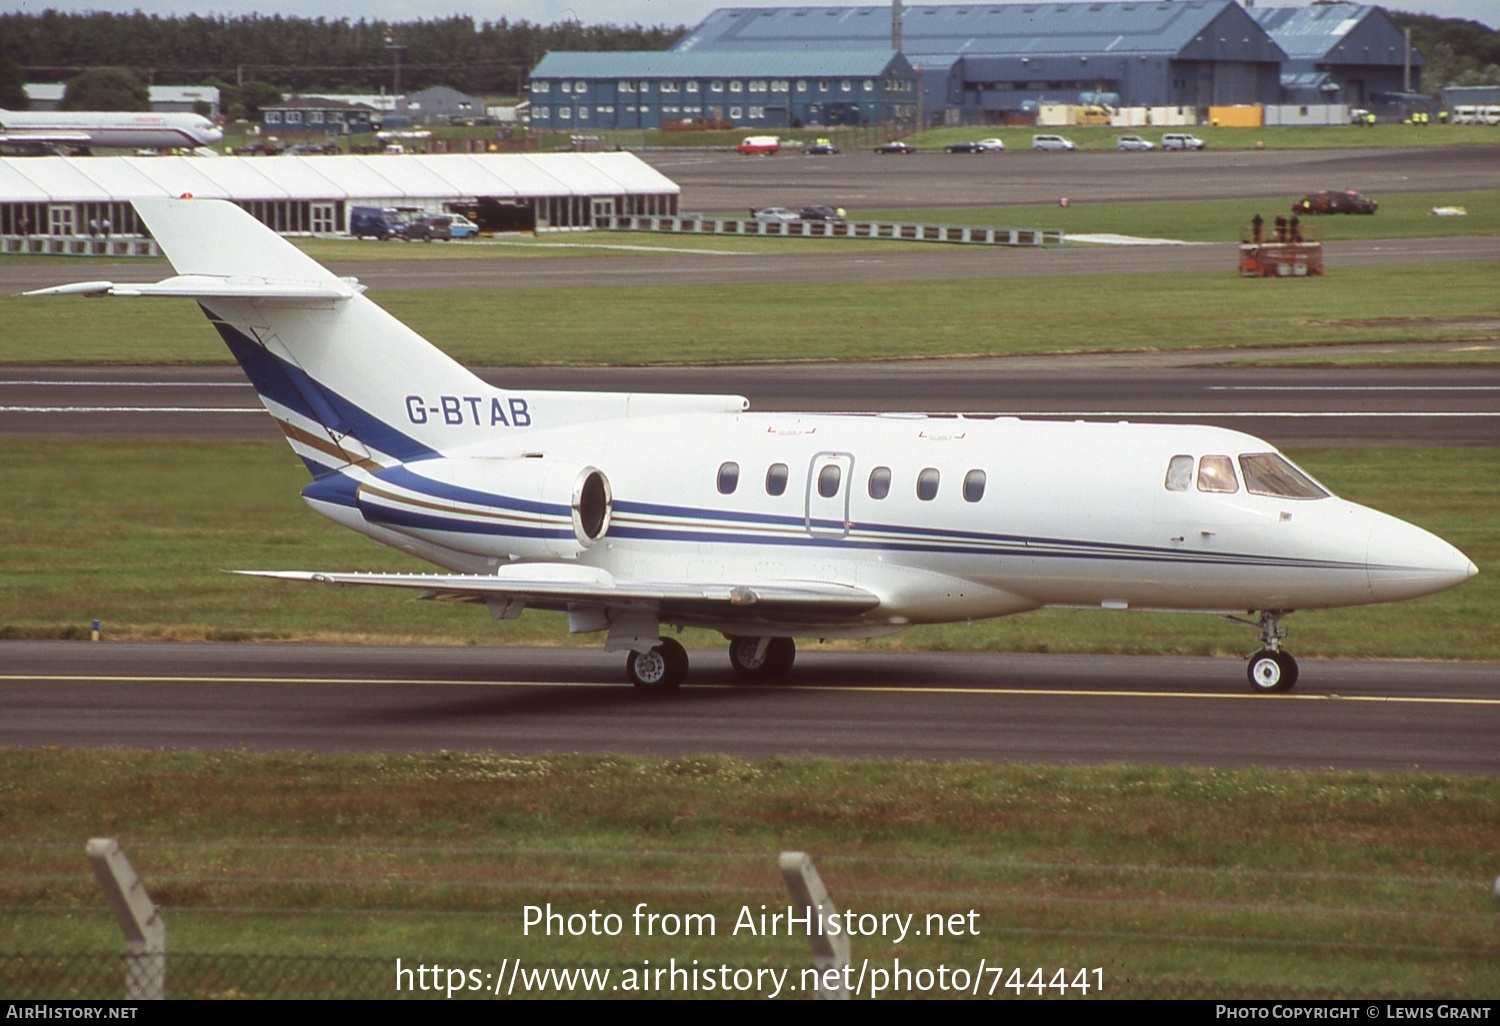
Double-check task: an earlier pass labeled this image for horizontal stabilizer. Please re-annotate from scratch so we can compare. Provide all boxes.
[25,274,361,301]
[235,569,882,618]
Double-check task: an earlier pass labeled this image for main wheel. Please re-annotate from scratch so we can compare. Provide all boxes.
[626,638,688,691]
[1247,649,1298,693]
[728,636,795,679]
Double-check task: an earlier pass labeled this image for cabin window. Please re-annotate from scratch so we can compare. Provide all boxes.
[766,463,788,496]
[1164,454,1193,492]
[1196,455,1239,494]
[1239,452,1328,500]
[963,469,986,502]
[868,466,891,499]
[818,464,842,498]
[917,467,940,501]
[717,461,740,494]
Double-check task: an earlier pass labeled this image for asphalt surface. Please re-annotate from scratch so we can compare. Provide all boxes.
[4,353,1497,446]
[645,144,1500,209]
[3,642,1496,774]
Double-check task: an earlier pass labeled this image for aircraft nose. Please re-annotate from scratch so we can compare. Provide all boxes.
[1366,516,1477,603]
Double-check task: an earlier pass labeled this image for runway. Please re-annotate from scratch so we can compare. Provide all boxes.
[3,642,1497,775]
[4,353,1497,446]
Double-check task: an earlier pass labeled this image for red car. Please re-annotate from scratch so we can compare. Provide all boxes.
[1295,190,1378,215]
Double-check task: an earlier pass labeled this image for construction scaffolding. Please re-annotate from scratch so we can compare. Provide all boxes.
[1237,222,1323,278]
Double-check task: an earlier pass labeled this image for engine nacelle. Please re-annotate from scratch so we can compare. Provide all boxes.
[355,456,612,560]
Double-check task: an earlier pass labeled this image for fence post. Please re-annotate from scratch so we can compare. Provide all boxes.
[779,851,851,999]
[86,838,165,1000]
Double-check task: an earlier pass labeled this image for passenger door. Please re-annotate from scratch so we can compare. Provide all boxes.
[805,451,854,539]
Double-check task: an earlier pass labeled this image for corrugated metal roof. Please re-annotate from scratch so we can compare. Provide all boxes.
[532,49,907,78]
[1249,4,1375,59]
[673,3,1243,59]
[0,153,679,203]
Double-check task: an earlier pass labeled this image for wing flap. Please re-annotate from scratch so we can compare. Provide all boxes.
[234,569,882,618]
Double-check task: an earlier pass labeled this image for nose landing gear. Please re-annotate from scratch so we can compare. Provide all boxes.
[1229,609,1299,693]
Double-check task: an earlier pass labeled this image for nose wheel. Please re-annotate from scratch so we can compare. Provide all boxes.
[1228,609,1298,693]
[1247,649,1298,693]
[625,638,688,691]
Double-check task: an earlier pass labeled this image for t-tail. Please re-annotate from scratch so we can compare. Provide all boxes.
[26,196,746,478]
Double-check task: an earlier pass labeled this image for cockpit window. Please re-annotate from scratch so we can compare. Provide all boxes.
[1196,455,1239,494]
[1239,452,1329,500]
[1164,454,1193,492]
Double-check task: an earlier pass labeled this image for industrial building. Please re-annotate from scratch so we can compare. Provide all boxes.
[527,50,918,130]
[1249,3,1424,106]
[670,2,1286,121]
[0,152,680,239]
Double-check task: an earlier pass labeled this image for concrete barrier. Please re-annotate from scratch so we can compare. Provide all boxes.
[1,234,160,257]
[596,214,1063,247]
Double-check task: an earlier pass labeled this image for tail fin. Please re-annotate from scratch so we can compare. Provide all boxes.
[29,197,748,476]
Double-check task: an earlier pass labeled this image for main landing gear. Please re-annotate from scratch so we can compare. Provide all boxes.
[728,636,796,681]
[625,638,688,692]
[623,635,798,691]
[1231,609,1299,694]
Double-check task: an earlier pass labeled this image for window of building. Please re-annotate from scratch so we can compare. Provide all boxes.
[265,111,282,123]
[575,81,586,93]
[534,106,549,118]
[286,111,302,123]
[868,467,891,499]
[917,468,940,501]
[686,81,699,93]
[797,80,807,92]
[561,82,572,94]
[729,106,743,119]
[618,81,635,93]
[749,106,764,119]
[864,79,875,91]
[309,111,324,123]
[841,80,853,92]
[963,470,986,503]
[711,81,725,93]
[578,107,589,119]
[766,463,789,496]
[638,81,649,93]
[533,81,550,94]
[559,107,572,119]
[730,81,743,93]
[718,462,740,495]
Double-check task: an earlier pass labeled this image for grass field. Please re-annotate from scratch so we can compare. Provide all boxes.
[2,750,1496,998]
[0,441,1491,660]
[2,262,1497,366]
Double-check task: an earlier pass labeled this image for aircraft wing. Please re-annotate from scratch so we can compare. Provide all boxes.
[0,131,92,144]
[25,275,361,301]
[235,567,881,620]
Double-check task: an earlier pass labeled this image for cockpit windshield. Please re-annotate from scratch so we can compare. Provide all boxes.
[1238,452,1329,500]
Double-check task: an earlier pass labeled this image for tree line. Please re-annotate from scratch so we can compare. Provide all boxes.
[0,10,686,110]
[1,7,1496,116]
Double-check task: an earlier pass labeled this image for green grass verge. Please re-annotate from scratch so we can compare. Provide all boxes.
[2,750,1497,998]
[3,262,1497,366]
[0,441,1491,660]
[859,190,1500,244]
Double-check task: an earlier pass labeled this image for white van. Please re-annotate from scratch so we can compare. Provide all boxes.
[1161,133,1206,150]
[1031,134,1075,152]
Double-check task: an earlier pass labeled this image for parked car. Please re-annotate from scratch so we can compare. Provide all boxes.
[1116,134,1155,151]
[975,138,1005,151]
[445,213,480,239]
[874,140,916,154]
[349,205,399,240]
[404,215,452,241]
[1295,190,1378,215]
[799,204,845,222]
[944,140,987,153]
[802,137,839,155]
[1161,133,1206,150]
[751,207,800,224]
[737,135,781,155]
[1031,134,1076,152]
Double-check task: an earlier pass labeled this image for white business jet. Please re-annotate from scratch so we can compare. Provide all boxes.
[28,197,1477,693]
